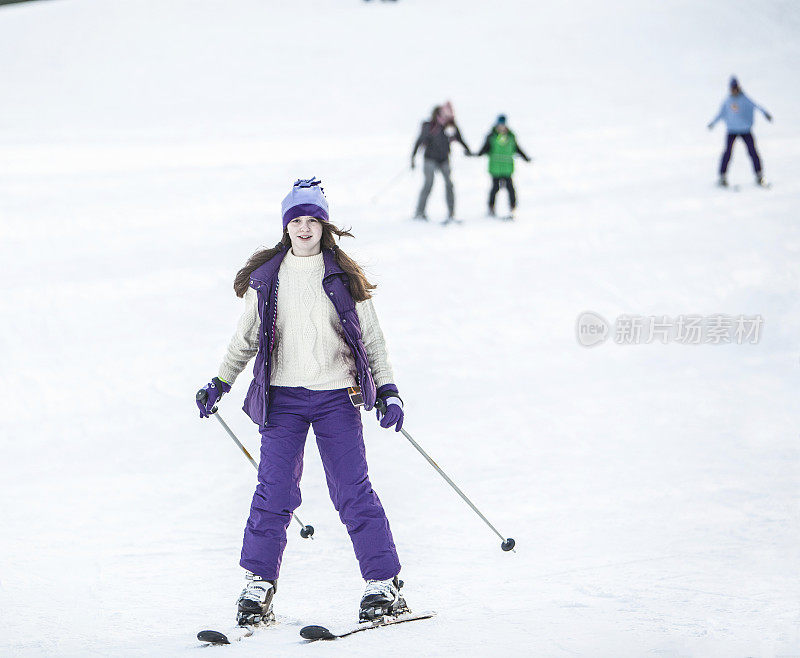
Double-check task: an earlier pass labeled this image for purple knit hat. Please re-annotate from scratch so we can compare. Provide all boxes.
[281,178,329,228]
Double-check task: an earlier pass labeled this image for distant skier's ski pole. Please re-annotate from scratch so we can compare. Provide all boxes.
[375,400,515,552]
[370,167,409,204]
[211,410,315,539]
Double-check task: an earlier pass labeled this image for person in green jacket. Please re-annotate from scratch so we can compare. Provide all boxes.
[475,115,531,218]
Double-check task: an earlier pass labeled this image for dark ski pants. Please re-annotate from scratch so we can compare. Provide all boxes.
[416,158,454,217]
[489,176,516,211]
[240,386,401,581]
[720,132,762,175]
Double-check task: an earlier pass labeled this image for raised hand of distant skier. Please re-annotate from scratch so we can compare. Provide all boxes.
[196,377,231,418]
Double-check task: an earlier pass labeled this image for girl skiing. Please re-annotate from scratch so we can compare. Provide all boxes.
[196,178,407,627]
[707,76,772,187]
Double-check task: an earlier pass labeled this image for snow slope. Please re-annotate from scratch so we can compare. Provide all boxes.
[1,0,799,655]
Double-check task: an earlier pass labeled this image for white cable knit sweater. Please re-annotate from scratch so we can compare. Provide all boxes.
[218,250,395,391]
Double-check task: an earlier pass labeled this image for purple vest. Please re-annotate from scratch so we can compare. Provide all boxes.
[241,246,378,427]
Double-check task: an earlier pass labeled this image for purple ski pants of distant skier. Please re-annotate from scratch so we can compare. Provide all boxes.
[720,132,762,175]
[240,386,401,581]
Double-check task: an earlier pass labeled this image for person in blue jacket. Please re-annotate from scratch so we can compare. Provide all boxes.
[708,76,772,187]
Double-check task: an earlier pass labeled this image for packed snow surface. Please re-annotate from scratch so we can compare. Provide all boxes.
[1,0,799,656]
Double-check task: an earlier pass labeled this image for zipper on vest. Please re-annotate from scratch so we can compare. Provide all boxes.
[265,277,280,417]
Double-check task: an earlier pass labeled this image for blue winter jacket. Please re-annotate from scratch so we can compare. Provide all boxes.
[709,93,769,134]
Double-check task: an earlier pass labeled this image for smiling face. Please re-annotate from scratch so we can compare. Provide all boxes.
[286,215,323,256]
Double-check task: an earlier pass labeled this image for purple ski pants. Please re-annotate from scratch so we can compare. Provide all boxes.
[240,386,401,581]
[720,132,762,175]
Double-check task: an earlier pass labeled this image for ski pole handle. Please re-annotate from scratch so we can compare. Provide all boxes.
[207,406,315,540]
[375,399,515,552]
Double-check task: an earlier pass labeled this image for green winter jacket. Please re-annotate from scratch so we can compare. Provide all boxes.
[477,129,529,178]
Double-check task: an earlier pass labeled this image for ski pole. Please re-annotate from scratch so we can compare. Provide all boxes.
[369,166,409,204]
[375,399,515,552]
[209,408,315,539]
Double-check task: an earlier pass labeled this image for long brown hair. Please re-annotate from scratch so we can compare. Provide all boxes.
[233,221,376,301]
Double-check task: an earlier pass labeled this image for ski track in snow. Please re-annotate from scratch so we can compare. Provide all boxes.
[1,0,799,656]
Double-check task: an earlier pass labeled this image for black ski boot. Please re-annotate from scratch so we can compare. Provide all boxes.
[359,576,408,622]
[237,572,276,627]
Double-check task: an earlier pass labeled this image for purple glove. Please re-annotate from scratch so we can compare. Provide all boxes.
[375,384,404,432]
[195,377,231,418]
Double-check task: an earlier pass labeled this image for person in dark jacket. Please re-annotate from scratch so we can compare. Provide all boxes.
[475,115,531,219]
[411,102,471,221]
[196,179,408,629]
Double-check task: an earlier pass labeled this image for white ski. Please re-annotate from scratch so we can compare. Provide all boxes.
[300,610,436,641]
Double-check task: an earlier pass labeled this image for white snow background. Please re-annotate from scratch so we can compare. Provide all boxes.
[1,0,799,656]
